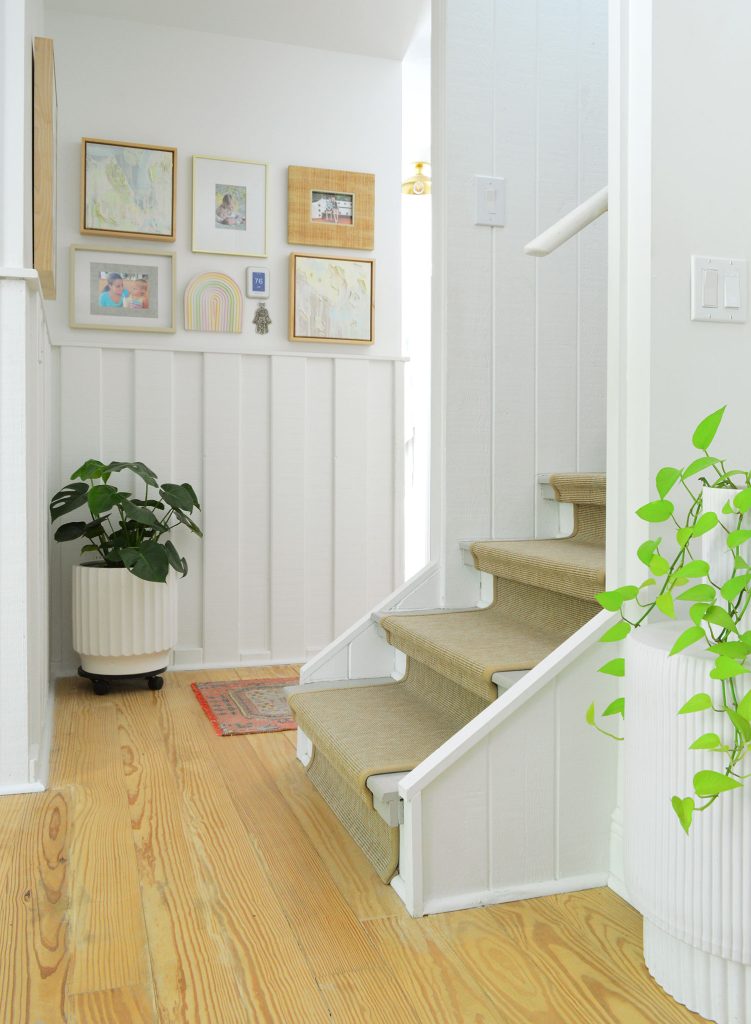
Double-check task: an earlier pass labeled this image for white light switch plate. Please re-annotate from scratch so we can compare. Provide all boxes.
[474,175,505,227]
[691,256,747,323]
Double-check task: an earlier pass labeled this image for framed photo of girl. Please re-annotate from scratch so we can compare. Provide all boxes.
[69,245,176,333]
[192,155,268,258]
[80,138,177,242]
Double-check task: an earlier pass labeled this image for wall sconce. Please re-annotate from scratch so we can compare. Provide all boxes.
[401,161,431,196]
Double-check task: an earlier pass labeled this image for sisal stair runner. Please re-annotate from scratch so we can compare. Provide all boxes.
[288,473,606,882]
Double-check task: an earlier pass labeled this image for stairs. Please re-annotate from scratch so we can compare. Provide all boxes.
[288,473,606,884]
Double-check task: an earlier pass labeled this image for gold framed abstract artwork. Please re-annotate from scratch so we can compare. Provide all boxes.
[287,166,374,250]
[289,253,374,345]
[81,138,177,242]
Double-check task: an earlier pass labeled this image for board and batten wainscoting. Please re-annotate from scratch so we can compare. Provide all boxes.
[50,345,405,676]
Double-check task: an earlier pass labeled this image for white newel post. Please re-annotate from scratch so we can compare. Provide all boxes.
[624,623,751,1024]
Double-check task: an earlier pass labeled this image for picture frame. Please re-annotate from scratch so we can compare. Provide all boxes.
[81,138,177,242]
[289,253,374,345]
[33,37,57,299]
[192,156,267,257]
[246,266,270,299]
[288,166,374,250]
[69,245,176,333]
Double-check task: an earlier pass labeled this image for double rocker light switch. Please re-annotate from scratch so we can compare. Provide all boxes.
[691,255,748,323]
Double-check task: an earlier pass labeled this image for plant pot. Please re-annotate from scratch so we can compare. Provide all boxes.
[701,486,751,636]
[72,564,177,676]
[624,623,751,1024]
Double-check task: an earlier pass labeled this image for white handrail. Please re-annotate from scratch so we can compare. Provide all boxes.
[524,186,608,257]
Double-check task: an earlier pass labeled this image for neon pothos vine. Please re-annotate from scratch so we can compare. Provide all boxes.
[589,406,751,834]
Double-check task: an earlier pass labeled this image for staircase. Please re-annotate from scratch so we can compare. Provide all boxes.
[288,474,607,888]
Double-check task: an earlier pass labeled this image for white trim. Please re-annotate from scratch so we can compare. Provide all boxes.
[30,680,56,790]
[524,187,608,257]
[420,872,609,917]
[0,781,46,796]
[399,609,614,800]
[0,267,52,340]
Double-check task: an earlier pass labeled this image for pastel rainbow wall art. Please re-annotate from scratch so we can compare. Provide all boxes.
[184,272,243,333]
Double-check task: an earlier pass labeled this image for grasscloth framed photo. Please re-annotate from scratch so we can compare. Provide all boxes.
[288,166,374,250]
[33,37,57,299]
[289,253,374,345]
[81,138,176,242]
[192,156,268,257]
[69,245,176,333]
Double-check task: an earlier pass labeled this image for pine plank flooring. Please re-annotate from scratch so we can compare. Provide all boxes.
[1,665,708,1023]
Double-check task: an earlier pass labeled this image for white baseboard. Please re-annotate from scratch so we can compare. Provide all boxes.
[28,679,56,790]
[0,781,45,796]
[420,873,609,917]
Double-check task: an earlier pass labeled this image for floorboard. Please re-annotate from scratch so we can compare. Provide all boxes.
[0,666,708,1023]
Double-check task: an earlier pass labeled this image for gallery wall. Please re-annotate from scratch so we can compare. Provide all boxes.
[44,10,405,673]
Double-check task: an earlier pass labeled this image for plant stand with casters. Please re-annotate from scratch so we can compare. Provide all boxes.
[78,665,166,695]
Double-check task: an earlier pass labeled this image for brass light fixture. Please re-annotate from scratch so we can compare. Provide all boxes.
[401,161,431,196]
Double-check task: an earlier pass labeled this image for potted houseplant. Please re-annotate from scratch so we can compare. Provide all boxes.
[590,406,751,1024]
[50,459,202,693]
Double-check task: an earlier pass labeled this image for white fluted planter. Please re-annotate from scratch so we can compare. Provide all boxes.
[701,487,751,637]
[72,564,177,675]
[625,623,751,1024]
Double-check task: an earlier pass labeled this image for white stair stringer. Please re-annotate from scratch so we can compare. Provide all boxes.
[392,609,619,917]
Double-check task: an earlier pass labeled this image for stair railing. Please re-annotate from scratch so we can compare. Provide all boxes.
[524,185,608,257]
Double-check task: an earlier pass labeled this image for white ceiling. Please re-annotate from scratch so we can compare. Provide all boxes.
[44,0,430,60]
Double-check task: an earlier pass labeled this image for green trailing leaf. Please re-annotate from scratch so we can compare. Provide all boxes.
[656,466,681,499]
[595,586,638,612]
[692,406,726,451]
[693,511,719,537]
[727,529,751,550]
[693,770,742,797]
[649,555,670,577]
[721,574,751,603]
[737,689,751,721]
[689,733,722,750]
[600,620,632,643]
[637,539,660,566]
[670,625,706,655]
[636,500,675,523]
[676,527,694,548]
[734,488,751,513]
[704,606,738,632]
[681,559,710,578]
[598,658,626,677]
[639,578,656,590]
[678,693,713,714]
[682,455,720,480]
[49,482,89,523]
[736,555,751,571]
[676,583,716,603]
[655,593,675,618]
[709,640,751,658]
[603,697,625,718]
[671,796,695,835]
[585,702,596,726]
[726,709,751,742]
[709,655,750,680]
[690,603,712,627]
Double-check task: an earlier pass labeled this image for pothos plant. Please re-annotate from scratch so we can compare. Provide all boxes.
[588,406,751,835]
[50,459,202,583]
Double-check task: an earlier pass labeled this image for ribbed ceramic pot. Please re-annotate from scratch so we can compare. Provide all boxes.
[72,564,177,675]
[701,486,751,637]
[624,623,751,1024]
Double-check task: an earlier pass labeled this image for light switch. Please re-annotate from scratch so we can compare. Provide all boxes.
[475,175,505,227]
[691,256,748,323]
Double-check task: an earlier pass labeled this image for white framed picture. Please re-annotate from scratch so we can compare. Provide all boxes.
[192,155,268,257]
[69,245,176,333]
[246,266,270,298]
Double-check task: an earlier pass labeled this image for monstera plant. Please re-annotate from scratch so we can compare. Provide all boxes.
[50,458,202,581]
[589,406,751,834]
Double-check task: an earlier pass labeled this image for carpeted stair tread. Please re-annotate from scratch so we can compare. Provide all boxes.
[548,472,605,507]
[470,536,605,603]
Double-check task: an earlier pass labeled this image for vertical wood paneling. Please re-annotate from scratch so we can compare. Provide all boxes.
[536,0,580,476]
[304,359,334,657]
[270,357,307,660]
[366,361,395,607]
[133,350,173,478]
[172,353,204,657]
[492,1,538,539]
[100,350,134,463]
[239,356,271,657]
[334,359,370,635]
[203,354,241,664]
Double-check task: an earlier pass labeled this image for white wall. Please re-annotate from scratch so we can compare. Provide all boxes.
[44,12,405,672]
[435,0,608,605]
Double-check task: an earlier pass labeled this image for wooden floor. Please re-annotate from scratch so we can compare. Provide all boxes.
[0,665,707,1024]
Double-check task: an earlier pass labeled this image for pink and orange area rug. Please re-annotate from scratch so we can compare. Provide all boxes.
[191,672,299,736]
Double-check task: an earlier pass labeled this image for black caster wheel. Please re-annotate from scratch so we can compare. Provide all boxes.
[93,680,109,696]
[148,676,164,691]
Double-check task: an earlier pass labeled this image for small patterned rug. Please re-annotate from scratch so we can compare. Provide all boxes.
[191,675,299,736]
